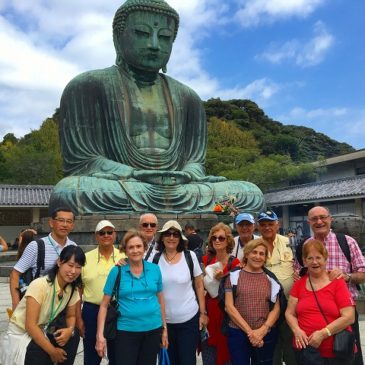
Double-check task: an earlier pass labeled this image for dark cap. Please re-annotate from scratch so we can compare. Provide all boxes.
[257,210,278,222]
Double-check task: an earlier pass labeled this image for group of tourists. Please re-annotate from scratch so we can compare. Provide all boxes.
[1,205,365,365]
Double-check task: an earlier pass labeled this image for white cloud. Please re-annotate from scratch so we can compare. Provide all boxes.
[215,78,280,103]
[277,107,365,149]
[260,21,334,67]
[235,0,325,27]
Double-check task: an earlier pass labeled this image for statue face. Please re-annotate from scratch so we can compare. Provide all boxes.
[116,11,175,72]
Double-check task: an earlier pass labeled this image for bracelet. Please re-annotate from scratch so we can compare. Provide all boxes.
[324,327,332,337]
[200,311,208,315]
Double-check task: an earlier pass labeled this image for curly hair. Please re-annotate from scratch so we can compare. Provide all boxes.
[113,0,179,40]
[302,239,328,261]
[207,223,235,254]
[120,229,148,253]
[242,238,268,265]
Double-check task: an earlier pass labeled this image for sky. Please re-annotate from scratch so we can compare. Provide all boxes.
[1,0,364,149]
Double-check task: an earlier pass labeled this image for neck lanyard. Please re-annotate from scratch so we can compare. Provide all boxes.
[45,281,64,329]
[236,238,243,257]
[48,234,62,256]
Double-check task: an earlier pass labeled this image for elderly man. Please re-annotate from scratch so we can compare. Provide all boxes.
[48,0,264,215]
[9,207,76,310]
[232,212,257,261]
[302,206,365,365]
[257,210,296,365]
[79,220,124,365]
[139,213,159,262]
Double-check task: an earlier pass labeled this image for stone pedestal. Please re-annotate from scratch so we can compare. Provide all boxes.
[36,213,234,246]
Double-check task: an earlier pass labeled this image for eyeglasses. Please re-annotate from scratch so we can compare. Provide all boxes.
[98,230,114,236]
[53,218,74,225]
[211,235,226,242]
[308,215,330,222]
[141,222,157,228]
[163,231,180,238]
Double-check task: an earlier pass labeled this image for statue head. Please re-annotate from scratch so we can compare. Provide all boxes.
[113,0,179,73]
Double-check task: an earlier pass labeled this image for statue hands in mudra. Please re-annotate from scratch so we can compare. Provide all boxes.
[49,0,264,214]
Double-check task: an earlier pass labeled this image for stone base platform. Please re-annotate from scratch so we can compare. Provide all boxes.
[36,213,234,246]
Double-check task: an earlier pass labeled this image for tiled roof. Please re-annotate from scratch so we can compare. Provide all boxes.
[0,185,53,207]
[264,176,365,206]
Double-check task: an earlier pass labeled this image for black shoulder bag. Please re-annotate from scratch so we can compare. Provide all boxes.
[308,275,355,360]
[104,266,121,340]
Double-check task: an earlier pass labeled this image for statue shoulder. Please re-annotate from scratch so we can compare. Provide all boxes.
[161,74,202,102]
[63,66,118,93]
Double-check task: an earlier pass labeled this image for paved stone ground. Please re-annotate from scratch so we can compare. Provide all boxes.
[0,278,362,364]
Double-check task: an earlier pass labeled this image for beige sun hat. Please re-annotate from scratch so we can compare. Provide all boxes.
[95,220,115,232]
[158,220,188,242]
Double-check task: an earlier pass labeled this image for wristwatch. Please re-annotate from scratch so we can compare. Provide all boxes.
[347,273,352,283]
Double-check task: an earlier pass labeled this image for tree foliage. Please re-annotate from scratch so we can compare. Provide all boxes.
[0,99,354,192]
[0,112,62,184]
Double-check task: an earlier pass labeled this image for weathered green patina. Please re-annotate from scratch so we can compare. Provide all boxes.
[49,0,265,214]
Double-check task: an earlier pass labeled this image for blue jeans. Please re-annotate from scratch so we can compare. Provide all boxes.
[167,312,200,365]
[82,302,116,365]
[228,326,278,365]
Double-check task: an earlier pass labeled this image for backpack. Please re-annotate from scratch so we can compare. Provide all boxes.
[153,250,198,302]
[218,266,287,335]
[18,239,45,299]
[211,255,235,310]
[296,233,360,289]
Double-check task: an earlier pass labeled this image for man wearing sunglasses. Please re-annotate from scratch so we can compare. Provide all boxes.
[139,213,159,262]
[79,220,124,365]
[10,207,76,310]
[233,212,257,261]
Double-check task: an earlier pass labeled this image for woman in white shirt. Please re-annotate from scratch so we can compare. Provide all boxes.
[152,220,207,365]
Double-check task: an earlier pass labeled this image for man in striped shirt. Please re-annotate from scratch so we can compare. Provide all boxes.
[9,207,77,310]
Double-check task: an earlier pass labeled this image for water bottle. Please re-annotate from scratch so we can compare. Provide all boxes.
[19,278,27,294]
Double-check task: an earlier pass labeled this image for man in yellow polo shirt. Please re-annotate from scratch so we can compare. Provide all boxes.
[78,220,124,365]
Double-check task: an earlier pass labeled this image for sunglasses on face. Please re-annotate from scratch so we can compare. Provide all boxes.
[211,235,226,242]
[141,222,157,228]
[98,230,114,236]
[163,231,180,238]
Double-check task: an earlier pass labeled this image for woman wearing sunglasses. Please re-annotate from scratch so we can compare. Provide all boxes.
[152,220,207,365]
[78,220,125,365]
[202,223,240,365]
[96,229,168,365]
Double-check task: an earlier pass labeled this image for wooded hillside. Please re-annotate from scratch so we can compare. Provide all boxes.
[0,99,354,191]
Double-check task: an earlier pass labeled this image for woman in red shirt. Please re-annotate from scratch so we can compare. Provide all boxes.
[286,239,355,364]
[202,223,240,365]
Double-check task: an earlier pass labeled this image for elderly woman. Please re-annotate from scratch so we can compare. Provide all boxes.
[1,245,85,365]
[96,229,167,365]
[285,240,355,365]
[225,239,282,365]
[202,223,240,365]
[152,220,208,365]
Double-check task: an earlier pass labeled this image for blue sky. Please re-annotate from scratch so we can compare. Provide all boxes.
[0,0,364,149]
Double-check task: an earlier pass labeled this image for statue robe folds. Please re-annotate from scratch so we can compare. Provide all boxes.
[50,65,265,214]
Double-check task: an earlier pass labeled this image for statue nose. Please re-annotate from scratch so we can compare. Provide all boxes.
[149,32,160,50]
